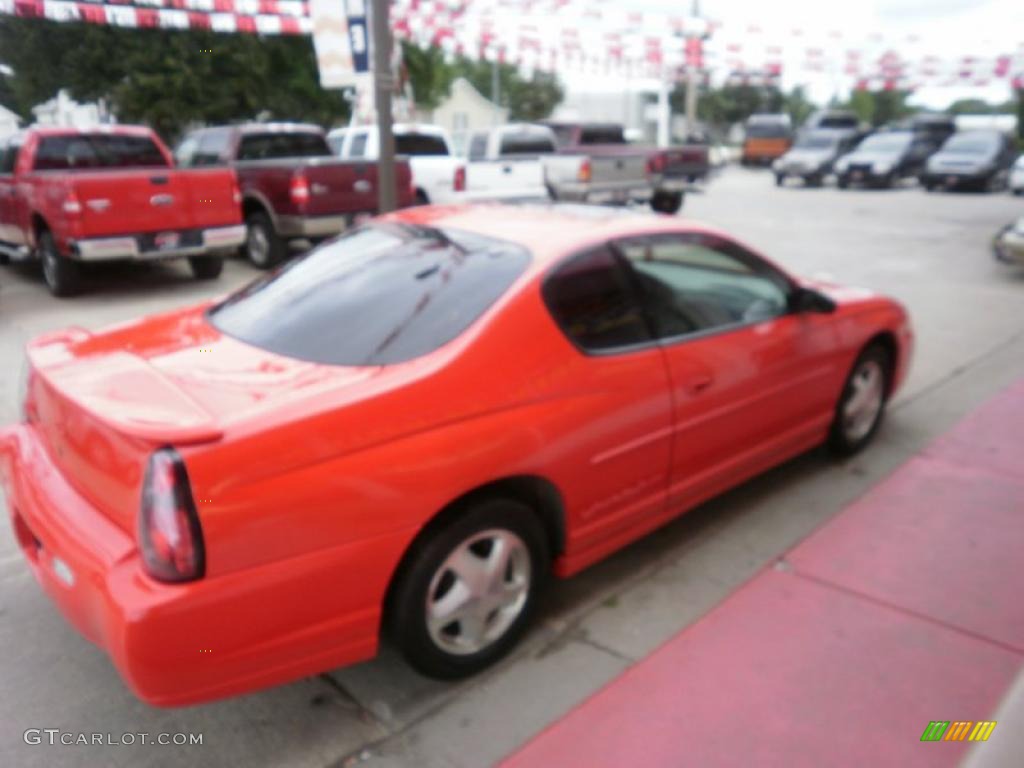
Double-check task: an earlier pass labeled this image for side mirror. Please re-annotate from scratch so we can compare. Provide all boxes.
[791,286,837,314]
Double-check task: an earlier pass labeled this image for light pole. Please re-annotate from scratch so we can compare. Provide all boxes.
[371,0,397,212]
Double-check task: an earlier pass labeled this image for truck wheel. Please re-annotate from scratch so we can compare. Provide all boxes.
[837,176,850,189]
[650,191,683,214]
[774,174,785,187]
[189,256,223,280]
[39,230,81,297]
[244,211,284,269]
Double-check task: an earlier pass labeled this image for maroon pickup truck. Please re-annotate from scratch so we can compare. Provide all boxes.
[0,126,244,296]
[175,123,414,268]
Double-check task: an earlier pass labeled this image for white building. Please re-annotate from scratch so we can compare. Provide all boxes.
[0,103,19,138]
[418,78,509,154]
[31,90,111,129]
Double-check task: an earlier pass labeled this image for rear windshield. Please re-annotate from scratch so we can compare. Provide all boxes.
[940,133,998,155]
[395,133,449,156]
[858,133,912,153]
[208,224,531,366]
[33,134,168,171]
[237,131,332,160]
[579,126,626,145]
[745,121,791,139]
[499,131,556,156]
[816,115,858,130]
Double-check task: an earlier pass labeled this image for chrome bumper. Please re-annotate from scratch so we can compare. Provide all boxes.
[276,215,349,238]
[72,225,245,262]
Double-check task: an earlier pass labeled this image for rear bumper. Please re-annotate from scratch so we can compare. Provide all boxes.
[919,171,988,188]
[555,181,653,203]
[276,214,348,238]
[0,423,396,706]
[71,224,245,262]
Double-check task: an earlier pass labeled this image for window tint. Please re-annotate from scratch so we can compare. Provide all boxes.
[499,131,556,156]
[237,131,332,161]
[616,236,790,338]
[468,133,488,160]
[395,133,449,156]
[348,132,368,158]
[579,126,625,145]
[543,246,652,352]
[209,224,530,366]
[33,134,168,171]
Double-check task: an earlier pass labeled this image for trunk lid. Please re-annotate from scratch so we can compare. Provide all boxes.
[23,310,381,532]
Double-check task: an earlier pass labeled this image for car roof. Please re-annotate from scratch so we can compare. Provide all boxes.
[24,124,155,138]
[234,122,324,135]
[380,203,719,269]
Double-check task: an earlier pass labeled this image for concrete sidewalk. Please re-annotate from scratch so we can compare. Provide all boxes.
[502,379,1024,768]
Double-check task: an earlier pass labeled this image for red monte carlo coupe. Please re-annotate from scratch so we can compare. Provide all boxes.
[0,204,913,706]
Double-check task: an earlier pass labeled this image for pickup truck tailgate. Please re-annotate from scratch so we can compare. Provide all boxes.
[589,154,648,186]
[67,169,206,237]
[465,159,546,201]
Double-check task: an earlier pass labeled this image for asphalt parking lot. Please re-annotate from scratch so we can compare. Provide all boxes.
[1,168,1023,768]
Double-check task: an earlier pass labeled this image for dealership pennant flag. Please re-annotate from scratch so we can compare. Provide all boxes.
[310,0,371,88]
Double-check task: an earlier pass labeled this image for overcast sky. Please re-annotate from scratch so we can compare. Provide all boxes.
[567,0,1023,107]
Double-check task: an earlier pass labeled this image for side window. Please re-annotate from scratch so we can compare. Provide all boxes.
[468,132,487,161]
[195,131,230,165]
[616,235,790,338]
[543,246,652,352]
[174,136,199,167]
[349,131,368,158]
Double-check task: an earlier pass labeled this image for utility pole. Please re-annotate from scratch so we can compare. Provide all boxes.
[371,0,397,212]
[682,0,710,139]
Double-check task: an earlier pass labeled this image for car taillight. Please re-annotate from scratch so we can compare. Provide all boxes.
[454,165,466,192]
[289,172,310,207]
[62,191,82,215]
[578,158,592,183]
[138,448,205,583]
[647,154,665,175]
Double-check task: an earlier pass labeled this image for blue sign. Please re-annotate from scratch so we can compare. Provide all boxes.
[346,0,371,75]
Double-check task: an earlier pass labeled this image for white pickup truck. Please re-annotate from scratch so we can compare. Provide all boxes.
[328,123,466,205]
[461,124,570,202]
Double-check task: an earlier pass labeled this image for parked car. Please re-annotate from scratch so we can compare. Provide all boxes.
[328,123,465,205]
[544,121,701,213]
[0,126,243,296]
[741,114,793,166]
[1010,155,1024,195]
[175,123,414,268]
[0,203,913,705]
[773,129,862,186]
[920,130,1017,192]
[993,217,1024,264]
[834,131,936,188]
[803,110,861,132]
[461,124,557,202]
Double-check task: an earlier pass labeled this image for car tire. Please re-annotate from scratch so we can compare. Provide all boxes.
[774,174,785,187]
[650,190,683,214]
[244,211,285,269]
[38,229,81,297]
[837,175,849,189]
[827,343,892,457]
[189,256,223,280]
[415,190,430,206]
[387,497,549,679]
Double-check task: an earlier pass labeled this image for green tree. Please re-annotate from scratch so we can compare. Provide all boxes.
[0,17,347,143]
[400,41,454,111]
[782,86,816,126]
[672,84,784,129]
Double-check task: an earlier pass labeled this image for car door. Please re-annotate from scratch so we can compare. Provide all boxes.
[542,244,675,550]
[612,232,841,512]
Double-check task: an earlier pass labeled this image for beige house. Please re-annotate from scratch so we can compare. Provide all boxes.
[419,78,509,155]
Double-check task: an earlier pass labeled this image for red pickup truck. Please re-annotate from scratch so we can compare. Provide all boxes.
[175,123,415,268]
[0,126,244,296]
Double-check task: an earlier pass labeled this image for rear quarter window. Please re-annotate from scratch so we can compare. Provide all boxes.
[208,224,531,366]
